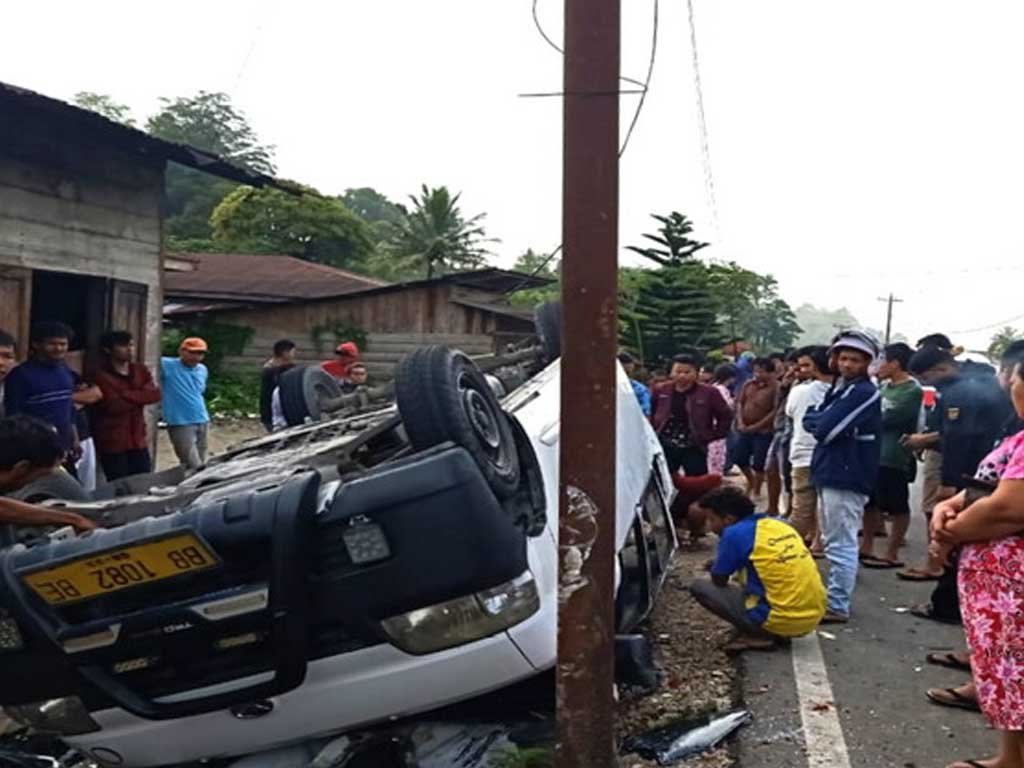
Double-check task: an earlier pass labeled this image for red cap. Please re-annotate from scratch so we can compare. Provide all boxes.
[334,341,360,359]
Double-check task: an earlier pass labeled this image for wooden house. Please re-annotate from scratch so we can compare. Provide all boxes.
[0,81,280,377]
[164,255,550,379]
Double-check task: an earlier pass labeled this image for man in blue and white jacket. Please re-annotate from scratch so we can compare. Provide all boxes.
[803,330,882,623]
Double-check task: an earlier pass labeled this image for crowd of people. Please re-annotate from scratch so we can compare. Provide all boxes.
[0,324,371,509]
[623,330,1024,768]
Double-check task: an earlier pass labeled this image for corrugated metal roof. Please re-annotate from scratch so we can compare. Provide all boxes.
[164,252,389,304]
[0,81,287,190]
[450,297,536,322]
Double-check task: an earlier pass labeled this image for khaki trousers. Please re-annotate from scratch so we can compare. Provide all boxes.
[790,465,818,544]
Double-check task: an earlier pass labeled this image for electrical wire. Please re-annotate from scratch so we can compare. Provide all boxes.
[619,0,659,158]
[531,0,648,89]
[516,0,660,295]
[951,311,1024,336]
[686,0,720,238]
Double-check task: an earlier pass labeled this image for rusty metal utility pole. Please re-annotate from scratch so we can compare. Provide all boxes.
[556,0,620,765]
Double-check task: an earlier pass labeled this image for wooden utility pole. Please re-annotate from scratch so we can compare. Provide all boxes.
[877,293,904,344]
[556,0,620,766]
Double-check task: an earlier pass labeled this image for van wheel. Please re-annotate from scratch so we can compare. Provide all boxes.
[396,346,521,499]
[279,366,343,426]
[534,301,561,361]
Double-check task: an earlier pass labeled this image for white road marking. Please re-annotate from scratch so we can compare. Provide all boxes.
[791,632,852,768]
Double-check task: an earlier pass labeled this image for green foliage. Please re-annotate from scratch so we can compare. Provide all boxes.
[147,91,276,244]
[73,92,136,126]
[508,249,560,308]
[707,262,801,353]
[161,322,254,375]
[210,186,375,269]
[490,747,553,768]
[341,187,405,226]
[622,213,722,362]
[626,211,709,267]
[386,185,495,278]
[162,322,257,416]
[308,322,368,355]
[989,326,1023,360]
[146,92,275,172]
[204,372,261,418]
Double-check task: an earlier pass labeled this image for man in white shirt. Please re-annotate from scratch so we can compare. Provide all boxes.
[785,346,834,547]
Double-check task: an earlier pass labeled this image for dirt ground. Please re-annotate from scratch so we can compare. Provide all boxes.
[155,417,265,470]
[616,540,740,768]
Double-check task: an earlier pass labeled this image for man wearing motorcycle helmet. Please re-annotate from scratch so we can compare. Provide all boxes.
[803,330,882,623]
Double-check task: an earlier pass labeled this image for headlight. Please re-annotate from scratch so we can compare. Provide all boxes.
[5,697,101,736]
[380,572,540,655]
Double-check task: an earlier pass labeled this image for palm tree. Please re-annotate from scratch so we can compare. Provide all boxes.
[387,185,496,278]
[989,326,1023,360]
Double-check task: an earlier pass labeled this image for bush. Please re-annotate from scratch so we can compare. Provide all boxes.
[204,371,261,418]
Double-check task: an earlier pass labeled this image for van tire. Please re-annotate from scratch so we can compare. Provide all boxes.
[534,301,561,361]
[396,346,521,499]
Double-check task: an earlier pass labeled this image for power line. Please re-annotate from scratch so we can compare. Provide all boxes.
[951,311,1024,335]
[619,0,660,157]
[686,0,720,238]
[531,0,647,89]
[515,0,660,295]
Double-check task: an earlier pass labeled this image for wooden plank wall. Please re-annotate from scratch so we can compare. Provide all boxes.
[0,128,164,451]
[221,332,496,380]
[208,282,507,379]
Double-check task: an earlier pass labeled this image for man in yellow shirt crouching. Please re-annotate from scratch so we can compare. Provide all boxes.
[690,486,826,654]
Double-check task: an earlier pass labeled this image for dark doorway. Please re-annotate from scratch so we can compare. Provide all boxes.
[30,270,106,372]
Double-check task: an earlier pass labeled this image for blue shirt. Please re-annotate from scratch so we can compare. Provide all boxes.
[712,514,826,637]
[160,358,209,426]
[4,359,77,449]
[630,380,652,416]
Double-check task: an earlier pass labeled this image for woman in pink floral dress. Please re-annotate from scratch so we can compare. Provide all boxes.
[706,363,737,476]
[932,361,1024,768]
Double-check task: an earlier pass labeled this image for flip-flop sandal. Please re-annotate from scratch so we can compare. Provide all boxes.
[897,569,940,581]
[861,556,905,569]
[911,604,961,625]
[722,637,777,656]
[926,652,972,672]
[926,687,981,712]
[953,761,990,768]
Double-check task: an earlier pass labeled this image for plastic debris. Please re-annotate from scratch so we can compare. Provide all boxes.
[623,710,753,764]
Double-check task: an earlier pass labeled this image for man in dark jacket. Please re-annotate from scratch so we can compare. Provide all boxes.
[91,331,162,480]
[904,347,1011,624]
[260,339,297,432]
[804,330,882,623]
[651,354,733,477]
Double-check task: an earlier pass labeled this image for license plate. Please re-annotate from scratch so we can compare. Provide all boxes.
[22,533,218,606]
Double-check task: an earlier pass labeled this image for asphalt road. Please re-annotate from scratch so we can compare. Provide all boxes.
[736,484,993,768]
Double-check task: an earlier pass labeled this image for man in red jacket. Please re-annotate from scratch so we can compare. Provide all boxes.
[651,354,734,477]
[91,331,162,481]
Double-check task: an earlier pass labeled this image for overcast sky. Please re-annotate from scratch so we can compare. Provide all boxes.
[4,1,1023,351]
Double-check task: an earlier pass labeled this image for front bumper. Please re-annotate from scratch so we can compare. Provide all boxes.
[67,624,540,767]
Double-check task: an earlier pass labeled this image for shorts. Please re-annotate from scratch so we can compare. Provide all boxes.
[733,432,773,472]
[870,466,911,515]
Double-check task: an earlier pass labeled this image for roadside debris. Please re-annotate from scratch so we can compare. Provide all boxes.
[622,711,752,765]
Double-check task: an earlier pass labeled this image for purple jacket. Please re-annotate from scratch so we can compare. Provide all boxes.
[650,382,734,448]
